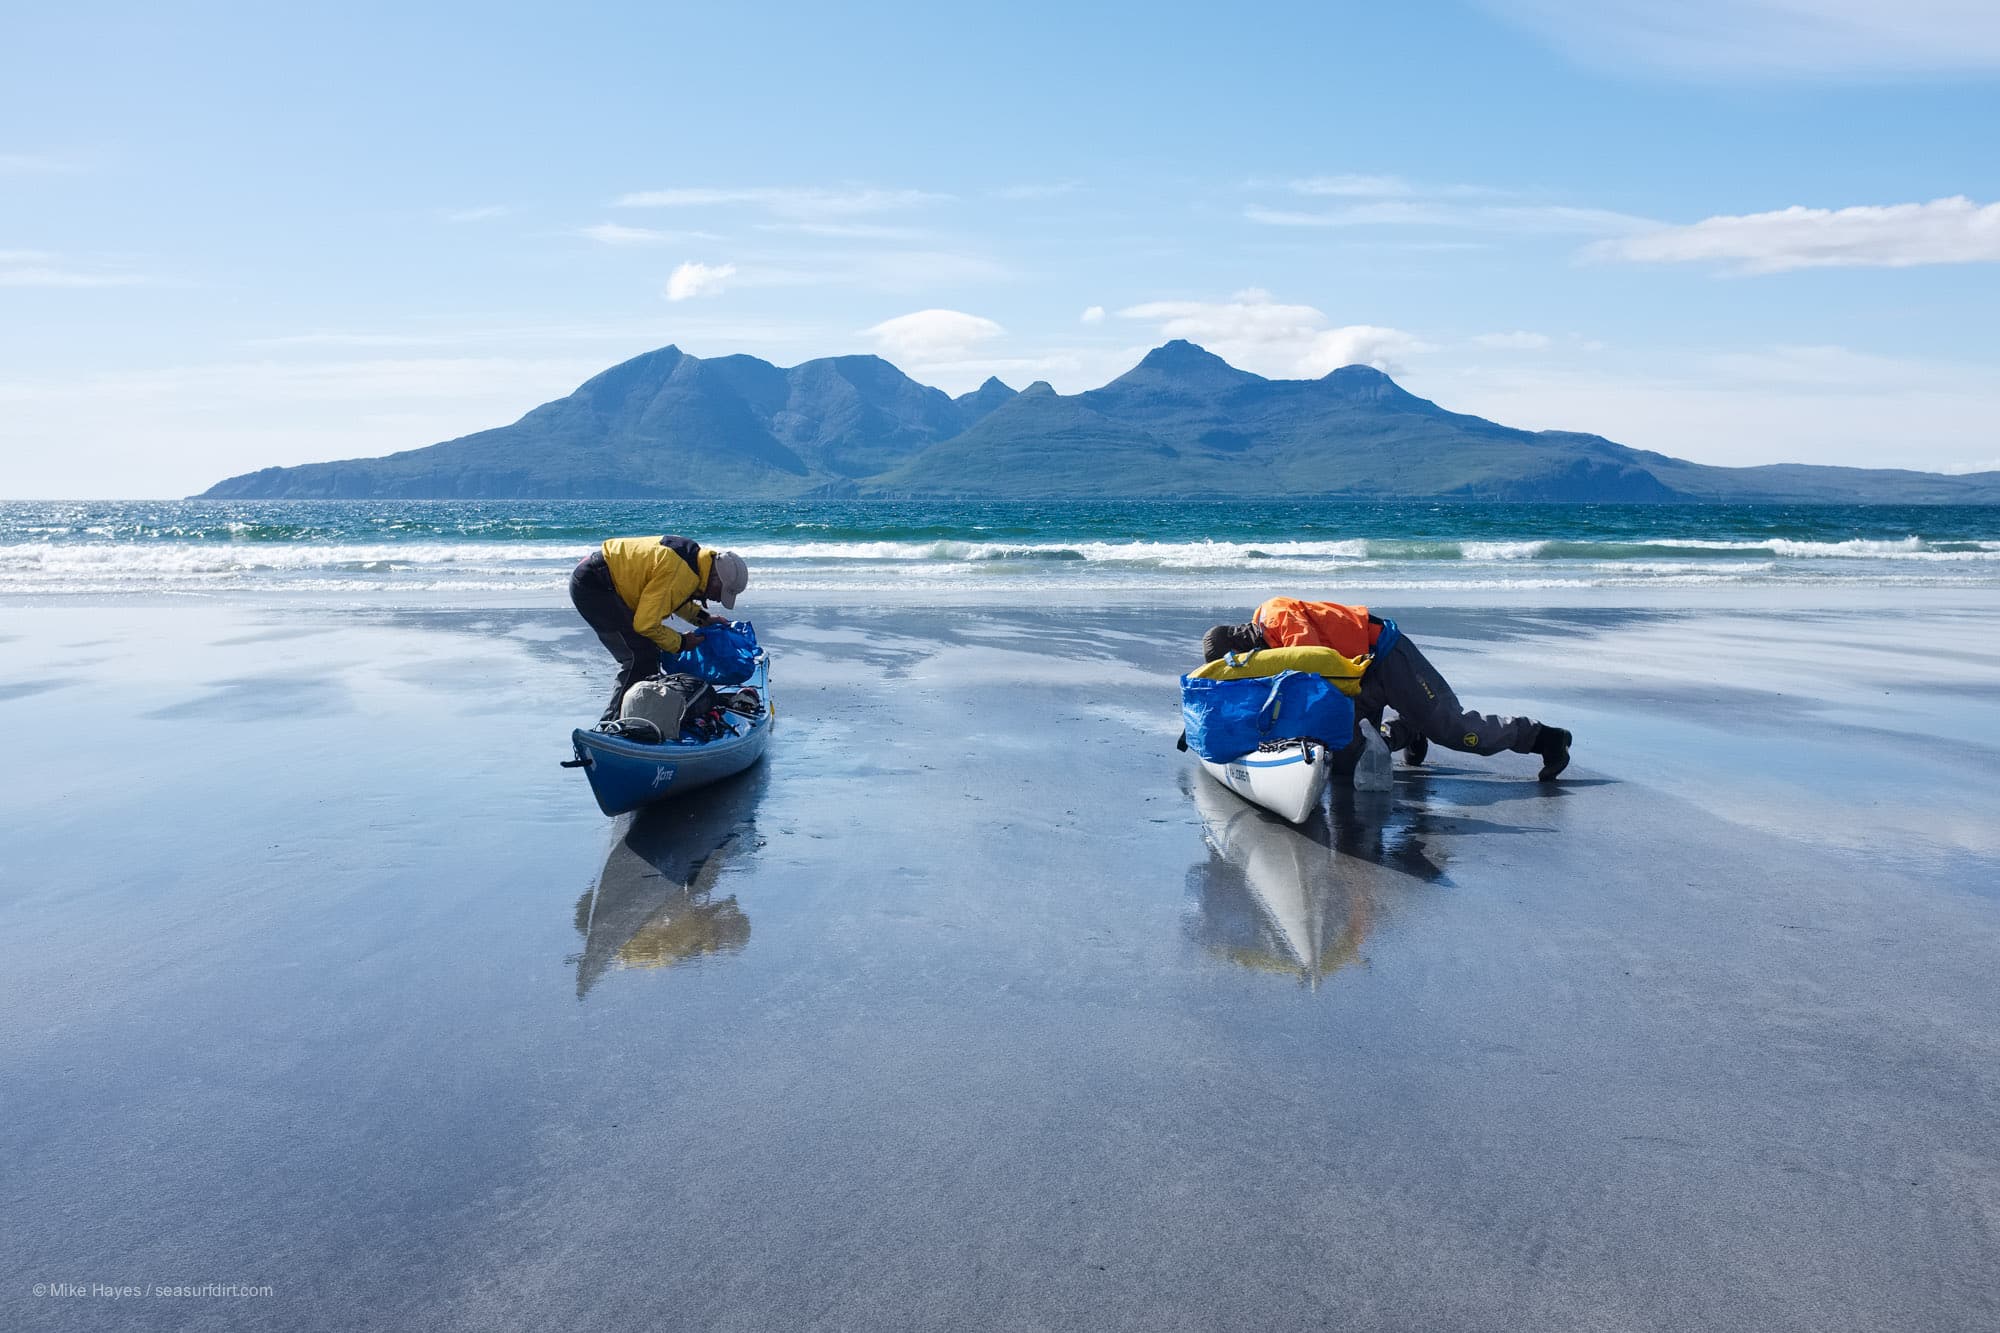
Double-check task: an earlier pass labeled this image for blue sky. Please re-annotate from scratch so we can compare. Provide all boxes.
[3,0,1998,496]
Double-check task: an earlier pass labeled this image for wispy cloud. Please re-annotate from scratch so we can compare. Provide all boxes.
[1080,305,1105,324]
[1118,288,1430,376]
[0,250,153,288]
[443,205,509,223]
[863,308,1005,362]
[1589,196,2000,273]
[1472,330,1554,350]
[0,152,80,174]
[1248,200,1649,234]
[752,221,932,241]
[1479,0,2000,76]
[1288,174,1420,198]
[665,261,736,301]
[576,222,725,246]
[614,186,949,217]
[989,182,1082,201]
[1435,343,2000,471]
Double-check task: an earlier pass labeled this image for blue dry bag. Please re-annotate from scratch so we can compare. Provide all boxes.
[1179,668,1355,763]
[667,620,760,686]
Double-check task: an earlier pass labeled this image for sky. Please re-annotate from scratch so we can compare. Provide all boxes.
[2,0,1998,497]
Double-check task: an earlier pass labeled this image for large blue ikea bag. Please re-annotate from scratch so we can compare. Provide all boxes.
[667,620,760,686]
[1179,668,1355,762]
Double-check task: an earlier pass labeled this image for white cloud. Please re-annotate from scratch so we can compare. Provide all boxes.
[443,205,508,223]
[614,186,948,217]
[664,261,736,301]
[1299,326,1432,376]
[1080,305,1105,324]
[1473,330,1554,350]
[1589,196,2000,273]
[1117,289,1431,376]
[1247,201,1649,234]
[863,308,1005,362]
[577,222,723,246]
[1479,0,2000,76]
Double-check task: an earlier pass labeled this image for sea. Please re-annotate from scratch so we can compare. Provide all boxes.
[4,499,1999,598]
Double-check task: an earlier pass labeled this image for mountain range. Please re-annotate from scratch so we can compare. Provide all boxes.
[200,341,2000,503]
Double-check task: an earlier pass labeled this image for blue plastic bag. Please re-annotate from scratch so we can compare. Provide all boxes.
[667,620,760,686]
[1179,668,1355,762]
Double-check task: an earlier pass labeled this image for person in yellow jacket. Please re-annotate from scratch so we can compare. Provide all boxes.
[569,535,750,720]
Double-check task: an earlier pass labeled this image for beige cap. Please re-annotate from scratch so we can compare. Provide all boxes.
[710,549,748,609]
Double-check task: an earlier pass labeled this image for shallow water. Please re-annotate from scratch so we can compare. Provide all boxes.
[3,598,1997,1331]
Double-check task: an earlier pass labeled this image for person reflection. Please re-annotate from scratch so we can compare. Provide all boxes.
[572,766,768,998]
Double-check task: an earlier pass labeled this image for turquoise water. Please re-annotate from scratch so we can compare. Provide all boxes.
[5,499,1999,594]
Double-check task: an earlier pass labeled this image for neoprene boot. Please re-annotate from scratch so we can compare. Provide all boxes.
[1535,726,1572,781]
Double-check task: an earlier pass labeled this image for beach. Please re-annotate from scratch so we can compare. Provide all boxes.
[3,588,1998,1331]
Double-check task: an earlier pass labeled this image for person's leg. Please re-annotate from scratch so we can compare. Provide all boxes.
[609,634,662,715]
[1375,637,1542,757]
[570,555,654,720]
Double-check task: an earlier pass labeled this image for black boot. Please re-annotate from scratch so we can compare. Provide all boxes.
[1386,715,1428,767]
[1534,726,1572,781]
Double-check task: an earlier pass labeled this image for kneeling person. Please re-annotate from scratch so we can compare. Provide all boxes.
[570,535,749,721]
[1202,596,1572,780]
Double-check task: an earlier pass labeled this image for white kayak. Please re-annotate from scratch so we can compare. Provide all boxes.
[1196,739,1331,825]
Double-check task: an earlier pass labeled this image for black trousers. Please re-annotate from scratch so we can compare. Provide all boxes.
[570,553,660,720]
[1358,637,1542,756]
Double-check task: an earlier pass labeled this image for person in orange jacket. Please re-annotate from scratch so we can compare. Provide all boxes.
[570,535,750,720]
[1203,597,1572,780]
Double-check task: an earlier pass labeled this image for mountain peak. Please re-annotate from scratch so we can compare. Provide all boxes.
[1104,340,1263,396]
[1315,361,1431,409]
[1140,339,1245,372]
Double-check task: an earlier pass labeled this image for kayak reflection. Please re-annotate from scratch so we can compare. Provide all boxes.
[571,765,769,998]
[1185,772,1371,988]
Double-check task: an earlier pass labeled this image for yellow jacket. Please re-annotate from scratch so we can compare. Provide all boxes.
[600,536,715,652]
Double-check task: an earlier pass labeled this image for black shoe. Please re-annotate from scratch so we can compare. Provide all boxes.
[1535,726,1572,781]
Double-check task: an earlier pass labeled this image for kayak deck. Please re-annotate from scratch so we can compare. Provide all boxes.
[570,655,773,817]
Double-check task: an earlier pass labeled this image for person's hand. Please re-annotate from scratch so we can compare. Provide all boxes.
[681,629,706,647]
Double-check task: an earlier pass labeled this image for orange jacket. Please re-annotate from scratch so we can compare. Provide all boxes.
[1252,598,1382,659]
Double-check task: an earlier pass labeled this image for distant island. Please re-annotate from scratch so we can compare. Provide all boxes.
[200,341,2000,503]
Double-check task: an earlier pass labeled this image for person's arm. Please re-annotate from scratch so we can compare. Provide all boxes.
[631,577,686,652]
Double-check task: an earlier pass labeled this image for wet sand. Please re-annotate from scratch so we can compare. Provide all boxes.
[3,599,1998,1331]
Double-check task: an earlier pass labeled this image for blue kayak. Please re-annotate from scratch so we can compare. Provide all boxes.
[569,653,774,817]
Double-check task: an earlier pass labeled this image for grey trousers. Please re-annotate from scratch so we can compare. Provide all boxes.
[1359,637,1542,756]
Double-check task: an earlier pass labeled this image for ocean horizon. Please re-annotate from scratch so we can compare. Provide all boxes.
[7,499,2000,598]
